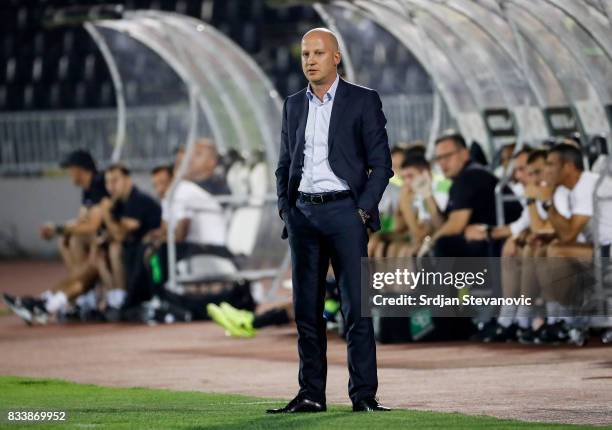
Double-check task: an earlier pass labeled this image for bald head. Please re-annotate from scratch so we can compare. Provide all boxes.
[302,28,339,51]
[195,137,218,158]
[301,27,341,90]
[174,137,219,180]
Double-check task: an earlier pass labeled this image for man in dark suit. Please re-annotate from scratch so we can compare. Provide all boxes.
[269,28,392,414]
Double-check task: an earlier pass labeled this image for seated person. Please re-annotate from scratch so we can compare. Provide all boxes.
[421,131,521,257]
[40,150,107,276]
[147,161,230,294]
[117,152,244,323]
[465,149,570,341]
[167,142,228,248]
[4,150,109,325]
[507,145,531,197]
[373,155,438,258]
[99,164,161,312]
[531,144,611,343]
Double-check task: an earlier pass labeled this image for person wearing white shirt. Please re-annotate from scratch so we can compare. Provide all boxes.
[147,157,231,297]
[540,145,600,253]
[531,144,609,344]
[162,180,226,247]
[135,161,246,324]
[465,149,573,342]
[382,155,440,259]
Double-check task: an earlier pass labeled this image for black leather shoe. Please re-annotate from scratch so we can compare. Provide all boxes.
[266,396,326,414]
[352,397,391,412]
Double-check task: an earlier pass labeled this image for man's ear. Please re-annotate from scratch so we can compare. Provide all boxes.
[334,51,341,66]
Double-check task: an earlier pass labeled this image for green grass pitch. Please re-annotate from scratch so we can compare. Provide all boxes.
[0,376,608,429]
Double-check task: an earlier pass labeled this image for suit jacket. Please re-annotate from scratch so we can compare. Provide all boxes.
[275,78,393,239]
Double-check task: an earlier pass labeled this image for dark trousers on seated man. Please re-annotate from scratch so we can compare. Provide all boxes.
[434,235,502,257]
[284,193,377,405]
[122,242,235,310]
[120,242,252,321]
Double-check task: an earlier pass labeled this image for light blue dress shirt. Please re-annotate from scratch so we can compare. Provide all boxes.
[298,74,350,194]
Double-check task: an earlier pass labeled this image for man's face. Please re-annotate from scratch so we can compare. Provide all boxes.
[67,166,87,188]
[188,143,217,178]
[513,153,529,186]
[151,170,172,199]
[401,166,424,189]
[434,139,468,179]
[301,32,340,86]
[526,158,545,186]
[545,152,564,187]
[105,169,130,200]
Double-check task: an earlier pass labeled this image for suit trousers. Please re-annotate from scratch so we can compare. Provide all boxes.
[285,196,378,404]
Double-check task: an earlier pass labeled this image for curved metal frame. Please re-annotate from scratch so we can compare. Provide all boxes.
[350,1,489,146]
[84,22,127,163]
[85,3,612,295]
[405,0,520,108]
[95,18,226,153]
[484,1,608,137]
[137,15,251,155]
[166,14,281,169]
[89,12,285,291]
[509,0,611,135]
[403,0,526,154]
[330,1,481,143]
[545,0,612,59]
[313,3,357,82]
[179,15,283,168]
[430,0,552,142]
[443,0,547,105]
[323,0,612,147]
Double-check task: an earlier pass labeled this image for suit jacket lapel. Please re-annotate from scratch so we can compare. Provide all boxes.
[327,78,348,154]
[294,93,309,164]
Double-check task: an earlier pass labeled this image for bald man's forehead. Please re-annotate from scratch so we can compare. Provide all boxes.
[302,30,339,51]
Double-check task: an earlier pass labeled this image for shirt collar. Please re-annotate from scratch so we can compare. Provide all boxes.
[306,74,340,103]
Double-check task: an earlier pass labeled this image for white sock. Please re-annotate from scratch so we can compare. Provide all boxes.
[105,289,126,309]
[515,305,533,329]
[515,317,529,329]
[40,290,54,301]
[45,291,68,314]
[75,290,98,311]
[497,305,517,328]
